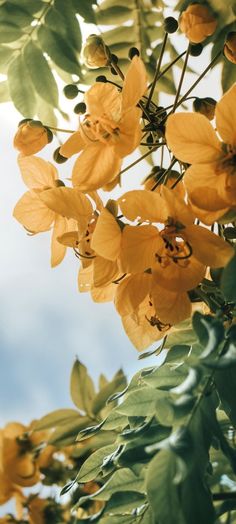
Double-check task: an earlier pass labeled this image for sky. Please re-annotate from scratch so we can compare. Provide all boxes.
[0,9,223,430]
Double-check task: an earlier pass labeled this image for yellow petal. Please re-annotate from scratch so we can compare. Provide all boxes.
[115,273,152,316]
[122,56,147,111]
[118,190,166,222]
[18,155,57,189]
[91,282,116,302]
[153,255,206,292]
[188,199,229,225]
[120,224,163,273]
[59,131,85,158]
[185,224,234,267]
[122,298,164,351]
[72,143,121,191]
[51,215,67,268]
[160,186,194,225]
[115,107,142,157]
[166,113,222,163]
[78,265,93,293]
[85,83,122,121]
[13,191,55,233]
[93,256,120,287]
[151,284,191,325]
[40,187,93,232]
[91,208,121,261]
[87,191,104,211]
[57,231,79,248]
[215,83,236,145]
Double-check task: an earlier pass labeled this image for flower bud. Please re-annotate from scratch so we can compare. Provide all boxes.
[193,97,216,120]
[82,35,111,68]
[74,102,86,114]
[14,120,51,156]
[189,42,203,56]
[224,32,236,64]
[53,147,68,164]
[63,84,79,99]
[128,47,140,60]
[164,17,178,34]
[179,4,217,44]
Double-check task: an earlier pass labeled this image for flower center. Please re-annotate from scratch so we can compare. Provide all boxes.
[218,144,236,175]
[81,114,120,145]
[155,220,191,268]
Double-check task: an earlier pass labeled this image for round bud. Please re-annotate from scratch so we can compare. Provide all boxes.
[45,127,53,143]
[82,35,111,68]
[224,32,236,64]
[110,66,118,75]
[55,179,66,187]
[193,96,216,120]
[28,119,43,128]
[128,47,140,60]
[164,16,178,33]
[74,102,87,114]
[63,84,79,99]
[18,118,32,127]
[189,43,203,56]
[53,147,68,164]
[96,75,107,82]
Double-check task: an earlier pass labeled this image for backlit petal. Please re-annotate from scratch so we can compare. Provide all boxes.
[215,83,236,145]
[91,282,116,302]
[115,107,142,157]
[166,113,222,163]
[85,83,122,122]
[120,224,163,273]
[122,56,147,111]
[93,256,120,287]
[115,273,152,316]
[153,256,205,292]
[72,144,121,191]
[185,224,234,267]
[152,284,191,325]
[122,298,164,351]
[118,190,166,222]
[51,215,67,268]
[40,187,93,233]
[13,191,55,233]
[78,265,93,293]
[91,208,122,261]
[160,186,194,224]
[18,155,57,189]
[60,131,85,158]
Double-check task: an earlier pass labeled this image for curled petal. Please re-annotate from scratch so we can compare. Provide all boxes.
[185,224,234,268]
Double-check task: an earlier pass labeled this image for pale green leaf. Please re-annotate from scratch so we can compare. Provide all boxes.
[8,53,37,116]
[24,40,58,107]
[0,80,10,102]
[37,25,81,76]
[70,359,96,414]
[33,408,80,430]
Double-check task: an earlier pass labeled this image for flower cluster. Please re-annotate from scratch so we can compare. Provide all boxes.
[13,5,236,351]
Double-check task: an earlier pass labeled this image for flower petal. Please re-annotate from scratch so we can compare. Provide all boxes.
[91,208,122,261]
[72,143,121,191]
[166,113,222,163]
[18,155,57,189]
[40,187,93,233]
[60,131,85,158]
[153,256,205,292]
[115,107,142,157]
[185,224,234,267]
[91,282,116,302]
[51,215,68,268]
[152,284,191,325]
[215,83,236,145]
[115,273,152,316]
[78,265,93,293]
[85,83,122,121]
[120,224,163,273]
[118,190,166,222]
[161,186,194,224]
[122,298,164,351]
[93,256,120,287]
[13,191,55,233]
[122,56,147,111]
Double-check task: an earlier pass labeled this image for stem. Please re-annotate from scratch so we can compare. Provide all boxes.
[172,44,190,113]
[110,60,125,80]
[119,145,161,177]
[149,50,187,88]
[47,126,75,133]
[174,50,222,111]
[146,32,168,109]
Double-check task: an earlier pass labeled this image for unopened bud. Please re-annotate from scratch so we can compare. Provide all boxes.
[179,4,217,43]
[189,43,203,56]
[96,75,107,82]
[164,17,178,34]
[14,120,51,156]
[128,47,140,60]
[110,66,118,75]
[54,179,66,187]
[193,97,216,120]
[224,32,236,64]
[83,34,111,68]
[74,102,86,114]
[53,147,68,164]
[63,84,79,99]
[105,199,118,217]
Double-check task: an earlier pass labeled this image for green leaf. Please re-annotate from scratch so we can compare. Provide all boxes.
[222,59,236,91]
[0,22,24,43]
[0,45,16,73]
[221,253,236,301]
[117,387,165,417]
[104,491,146,515]
[24,40,58,107]
[0,80,10,102]
[36,95,57,128]
[102,25,136,46]
[33,408,80,430]
[96,6,133,25]
[165,345,190,363]
[72,0,96,23]
[8,53,37,116]
[92,369,127,415]
[48,416,91,446]
[146,449,184,524]
[102,409,128,431]
[215,367,236,426]
[142,364,187,390]
[70,359,95,414]
[76,444,118,482]
[38,25,81,76]
[0,3,32,26]
[180,471,215,524]
[171,367,202,395]
[45,1,82,53]
[8,0,44,15]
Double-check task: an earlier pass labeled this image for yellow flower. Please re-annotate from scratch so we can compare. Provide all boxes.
[82,35,111,68]
[13,156,81,267]
[59,56,147,191]
[224,32,236,64]
[14,120,52,156]
[119,187,233,291]
[179,4,217,44]
[165,84,236,223]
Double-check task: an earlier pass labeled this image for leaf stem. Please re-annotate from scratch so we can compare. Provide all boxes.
[172,44,190,113]
[146,32,168,109]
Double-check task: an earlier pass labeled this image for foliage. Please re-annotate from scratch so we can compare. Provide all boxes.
[2,0,236,523]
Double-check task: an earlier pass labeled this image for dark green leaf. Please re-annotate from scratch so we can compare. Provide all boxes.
[8,53,37,116]
[24,40,58,107]
[117,387,165,417]
[0,3,32,26]
[76,444,118,482]
[45,1,82,52]
[38,25,81,76]
[215,367,236,426]
[48,416,91,446]
[72,0,96,23]
[104,491,146,515]
[92,369,127,415]
[221,253,236,301]
[165,345,190,363]
[8,0,44,15]
[0,22,24,43]
[70,358,95,414]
